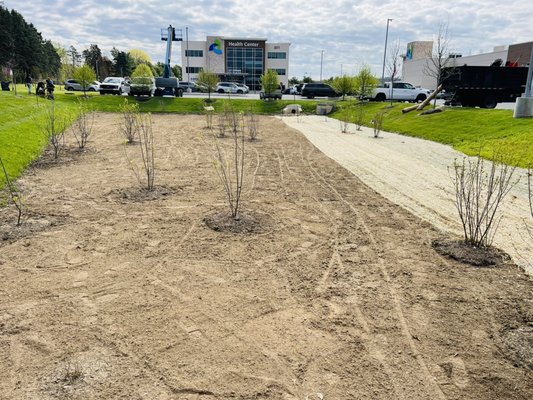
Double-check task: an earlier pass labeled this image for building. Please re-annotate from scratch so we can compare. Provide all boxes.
[181,36,290,90]
[401,40,533,90]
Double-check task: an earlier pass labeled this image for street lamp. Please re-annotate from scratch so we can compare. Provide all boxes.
[381,18,393,85]
[320,50,324,81]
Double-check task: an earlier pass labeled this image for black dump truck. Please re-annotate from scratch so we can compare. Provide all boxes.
[440,65,528,108]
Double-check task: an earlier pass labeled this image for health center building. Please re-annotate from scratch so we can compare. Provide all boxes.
[181,36,290,90]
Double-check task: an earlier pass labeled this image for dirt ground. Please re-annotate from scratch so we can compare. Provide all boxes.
[0,114,531,399]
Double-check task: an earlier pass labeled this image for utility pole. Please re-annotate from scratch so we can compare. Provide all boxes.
[186,26,190,83]
[381,18,393,85]
[320,50,324,81]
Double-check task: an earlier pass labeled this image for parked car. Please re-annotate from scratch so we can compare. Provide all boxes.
[259,87,282,100]
[99,77,129,95]
[235,83,249,93]
[283,86,299,95]
[372,82,431,102]
[301,83,339,98]
[129,77,155,97]
[216,82,245,94]
[179,81,202,92]
[64,79,100,92]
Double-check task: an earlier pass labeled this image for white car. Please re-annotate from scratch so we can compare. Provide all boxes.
[372,82,431,102]
[235,83,249,93]
[216,82,245,94]
[99,77,129,95]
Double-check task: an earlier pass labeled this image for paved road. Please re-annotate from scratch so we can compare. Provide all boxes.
[181,91,518,110]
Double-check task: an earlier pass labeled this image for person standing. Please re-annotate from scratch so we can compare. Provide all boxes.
[25,75,32,94]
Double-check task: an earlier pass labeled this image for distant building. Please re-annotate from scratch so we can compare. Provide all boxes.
[401,40,533,90]
[181,36,290,90]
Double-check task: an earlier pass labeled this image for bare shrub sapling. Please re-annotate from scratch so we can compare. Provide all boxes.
[120,100,139,144]
[0,156,24,225]
[72,98,94,149]
[451,153,517,247]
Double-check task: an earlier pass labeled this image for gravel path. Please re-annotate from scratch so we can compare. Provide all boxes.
[281,115,532,274]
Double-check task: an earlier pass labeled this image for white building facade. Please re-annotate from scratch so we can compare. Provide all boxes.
[181,36,290,90]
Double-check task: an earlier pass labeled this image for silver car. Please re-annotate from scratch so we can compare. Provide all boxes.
[64,79,100,92]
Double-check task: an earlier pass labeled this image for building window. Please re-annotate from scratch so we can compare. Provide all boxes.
[274,68,286,75]
[267,52,286,59]
[186,67,203,73]
[226,47,264,90]
[185,50,203,57]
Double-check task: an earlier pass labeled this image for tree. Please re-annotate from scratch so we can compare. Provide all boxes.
[111,47,134,77]
[131,64,154,94]
[302,76,313,83]
[40,40,61,78]
[0,7,61,88]
[197,70,219,101]
[153,62,165,77]
[83,44,103,80]
[128,49,152,66]
[386,38,401,106]
[171,65,182,80]
[423,22,453,108]
[261,69,279,96]
[354,63,379,99]
[56,44,73,83]
[332,75,355,100]
[67,45,82,67]
[288,76,299,85]
[73,64,96,96]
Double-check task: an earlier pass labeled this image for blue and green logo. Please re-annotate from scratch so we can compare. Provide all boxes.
[209,38,223,55]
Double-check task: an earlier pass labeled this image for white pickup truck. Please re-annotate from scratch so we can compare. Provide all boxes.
[372,82,431,102]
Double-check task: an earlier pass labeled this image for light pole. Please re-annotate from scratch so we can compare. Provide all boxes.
[320,50,324,81]
[381,18,393,85]
[186,26,190,83]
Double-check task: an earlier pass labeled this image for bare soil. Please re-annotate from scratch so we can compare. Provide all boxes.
[0,114,531,400]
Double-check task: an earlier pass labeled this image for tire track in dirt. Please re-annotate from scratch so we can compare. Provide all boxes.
[303,146,447,400]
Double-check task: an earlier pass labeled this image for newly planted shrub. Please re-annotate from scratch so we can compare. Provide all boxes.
[0,156,23,225]
[354,103,365,131]
[211,102,246,220]
[451,153,517,247]
[72,98,94,149]
[371,111,384,138]
[119,100,139,143]
[41,102,71,159]
[339,119,349,133]
[246,106,259,141]
[136,113,156,191]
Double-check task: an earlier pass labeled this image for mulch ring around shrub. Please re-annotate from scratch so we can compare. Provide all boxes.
[432,238,510,267]
[204,208,272,234]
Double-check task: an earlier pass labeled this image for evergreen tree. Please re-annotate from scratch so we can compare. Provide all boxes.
[111,47,134,77]
[83,44,103,80]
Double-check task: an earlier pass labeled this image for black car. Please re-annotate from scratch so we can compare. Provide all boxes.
[301,83,339,98]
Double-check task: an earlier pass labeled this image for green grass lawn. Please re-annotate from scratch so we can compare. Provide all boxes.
[1,89,532,191]
[331,101,533,167]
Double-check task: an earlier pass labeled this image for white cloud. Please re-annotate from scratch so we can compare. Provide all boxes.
[4,0,532,79]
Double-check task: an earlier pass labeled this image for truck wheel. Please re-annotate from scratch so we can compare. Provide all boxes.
[375,93,386,102]
[218,89,224,94]
[482,95,497,109]
[416,94,426,102]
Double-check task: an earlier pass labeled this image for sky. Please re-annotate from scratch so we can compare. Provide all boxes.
[3,0,533,80]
